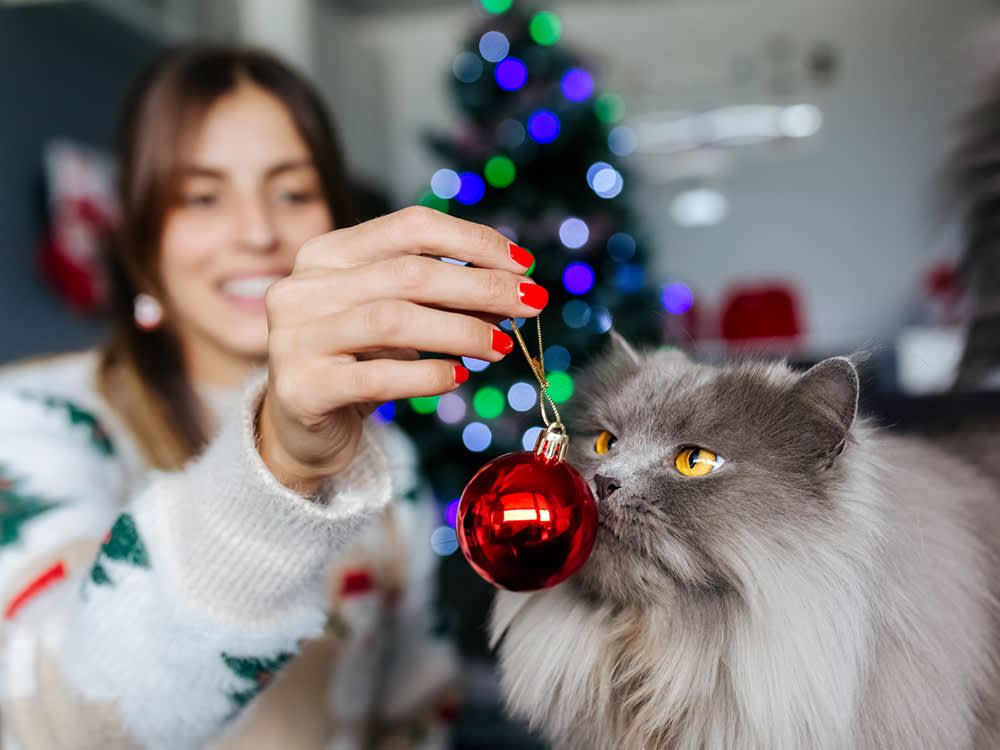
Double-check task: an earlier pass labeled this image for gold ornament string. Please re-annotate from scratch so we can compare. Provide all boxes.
[507,316,563,429]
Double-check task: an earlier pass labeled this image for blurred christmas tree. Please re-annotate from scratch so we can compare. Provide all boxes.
[392,0,675,525]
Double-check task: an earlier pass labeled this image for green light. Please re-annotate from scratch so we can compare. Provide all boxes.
[546,372,574,403]
[418,190,449,213]
[484,156,516,188]
[530,11,562,45]
[410,396,440,415]
[526,258,536,276]
[594,93,626,124]
[473,386,505,419]
[481,0,513,13]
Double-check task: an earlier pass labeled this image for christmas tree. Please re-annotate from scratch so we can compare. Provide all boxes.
[0,464,63,547]
[392,0,669,508]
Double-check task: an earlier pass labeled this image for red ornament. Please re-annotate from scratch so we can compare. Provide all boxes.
[457,425,598,591]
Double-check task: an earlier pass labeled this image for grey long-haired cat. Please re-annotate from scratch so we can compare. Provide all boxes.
[490,336,1000,750]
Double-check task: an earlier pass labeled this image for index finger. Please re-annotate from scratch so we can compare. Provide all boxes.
[296,205,534,273]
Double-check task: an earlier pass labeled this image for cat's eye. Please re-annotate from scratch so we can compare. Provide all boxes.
[594,430,618,455]
[674,447,725,477]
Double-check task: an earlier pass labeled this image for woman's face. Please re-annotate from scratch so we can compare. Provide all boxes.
[158,83,333,385]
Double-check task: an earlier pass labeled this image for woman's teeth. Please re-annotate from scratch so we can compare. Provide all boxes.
[222,276,283,298]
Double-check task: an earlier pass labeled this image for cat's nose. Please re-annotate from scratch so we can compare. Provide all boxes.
[594,474,621,502]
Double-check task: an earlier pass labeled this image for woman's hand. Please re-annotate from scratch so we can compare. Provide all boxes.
[257,206,547,494]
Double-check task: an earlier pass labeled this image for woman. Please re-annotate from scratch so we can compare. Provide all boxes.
[0,44,546,749]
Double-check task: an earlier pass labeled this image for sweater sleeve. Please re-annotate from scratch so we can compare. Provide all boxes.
[0,376,391,750]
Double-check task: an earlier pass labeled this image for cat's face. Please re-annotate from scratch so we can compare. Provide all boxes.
[566,336,859,607]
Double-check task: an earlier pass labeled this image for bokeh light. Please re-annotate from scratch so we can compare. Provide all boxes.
[591,166,623,199]
[662,282,694,314]
[522,426,543,451]
[480,0,513,13]
[497,118,526,148]
[462,422,493,452]
[456,172,486,205]
[594,92,626,123]
[430,526,459,556]
[479,31,510,62]
[615,264,645,293]
[445,498,460,528]
[495,58,528,91]
[562,262,595,295]
[607,232,636,262]
[410,396,440,415]
[586,161,611,188]
[609,125,637,156]
[484,155,516,188]
[462,356,491,372]
[779,104,823,138]
[530,11,562,45]
[373,401,395,422]
[437,392,467,424]
[528,110,560,143]
[473,386,505,419]
[546,371,575,403]
[559,217,589,249]
[431,169,461,200]
[590,306,613,333]
[417,190,449,213]
[453,51,484,83]
[499,317,525,331]
[544,345,571,371]
[561,68,593,101]
[562,299,591,328]
[670,187,728,227]
[507,382,537,412]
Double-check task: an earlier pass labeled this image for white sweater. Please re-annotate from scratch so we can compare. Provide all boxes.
[0,352,459,750]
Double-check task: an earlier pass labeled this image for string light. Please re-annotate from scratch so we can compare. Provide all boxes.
[497,119,526,148]
[437,392,467,424]
[480,0,513,13]
[562,262,595,295]
[452,51,483,83]
[495,58,528,91]
[473,386,505,419]
[543,345,570,371]
[590,306,613,333]
[529,11,562,45]
[462,422,493,452]
[462,356,490,372]
[607,232,636,262]
[507,382,537,412]
[484,155,516,188]
[479,31,510,62]
[521,426,543,451]
[615,264,645,293]
[591,166,623,199]
[456,172,486,205]
[562,299,591,328]
[546,371,575,403]
[561,68,593,101]
[431,169,461,199]
[559,217,589,249]
[374,402,395,422]
[410,396,440,415]
[594,93,626,124]
[662,282,694,314]
[609,125,637,156]
[528,110,560,143]
[417,190,449,213]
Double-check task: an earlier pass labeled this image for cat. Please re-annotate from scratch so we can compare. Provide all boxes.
[489,334,1000,750]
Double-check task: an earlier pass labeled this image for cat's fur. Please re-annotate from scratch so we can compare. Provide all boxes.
[490,337,1000,750]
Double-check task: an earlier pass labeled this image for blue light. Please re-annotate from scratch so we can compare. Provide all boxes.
[590,306,613,333]
[615,264,645,293]
[592,167,623,199]
[562,262,595,295]
[507,382,537,412]
[430,525,459,556]
[609,125,637,156]
[607,232,636,262]
[373,401,395,422]
[562,299,591,328]
[559,217,589,249]
[462,356,490,372]
[445,498,460,528]
[462,422,493,452]
[495,58,528,91]
[497,119,526,148]
[662,282,694,314]
[528,110,560,143]
[500,317,525,331]
[561,68,594,101]
[586,161,612,188]
[544,345,571,371]
[431,169,461,200]
[522,426,543,451]
[479,31,510,62]
[455,172,486,205]
[453,52,484,83]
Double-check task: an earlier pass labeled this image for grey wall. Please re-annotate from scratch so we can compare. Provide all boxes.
[0,2,162,365]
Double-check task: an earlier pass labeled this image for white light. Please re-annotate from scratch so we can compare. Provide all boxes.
[522,426,543,451]
[591,306,613,333]
[462,422,492,452]
[437,392,467,424]
[430,525,459,556]
[478,31,510,63]
[431,169,461,200]
[507,382,537,412]
[462,356,490,372]
[609,125,637,156]
[670,188,728,228]
[593,168,623,199]
[559,217,589,249]
[503,508,550,522]
[779,104,823,138]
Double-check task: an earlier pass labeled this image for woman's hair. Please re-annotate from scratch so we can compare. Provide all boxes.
[99,43,357,469]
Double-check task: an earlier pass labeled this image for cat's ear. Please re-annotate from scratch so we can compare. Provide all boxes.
[608,330,643,371]
[793,357,859,458]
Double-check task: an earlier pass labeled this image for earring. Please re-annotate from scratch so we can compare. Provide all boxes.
[133,293,163,331]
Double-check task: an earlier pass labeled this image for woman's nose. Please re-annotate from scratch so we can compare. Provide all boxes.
[238,196,279,253]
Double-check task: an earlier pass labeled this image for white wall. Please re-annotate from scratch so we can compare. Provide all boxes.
[316,0,995,356]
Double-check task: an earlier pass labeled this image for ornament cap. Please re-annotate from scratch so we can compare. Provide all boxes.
[534,423,569,464]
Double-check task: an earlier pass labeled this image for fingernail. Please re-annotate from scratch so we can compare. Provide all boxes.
[454,365,469,384]
[491,329,514,355]
[518,282,548,310]
[508,242,534,269]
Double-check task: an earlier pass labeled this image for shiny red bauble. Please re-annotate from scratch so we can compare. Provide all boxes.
[457,449,598,592]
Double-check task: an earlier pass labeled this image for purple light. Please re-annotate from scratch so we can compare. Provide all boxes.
[373,401,396,422]
[561,68,594,102]
[528,110,561,144]
[495,58,528,91]
[445,498,460,528]
[562,262,595,295]
[455,172,486,205]
[662,282,694,314]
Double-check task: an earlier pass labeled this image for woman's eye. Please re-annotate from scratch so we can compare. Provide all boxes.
[674,447,725,477]
[181,193,218,208]
[594,430,617,455]
[277,190,318,205]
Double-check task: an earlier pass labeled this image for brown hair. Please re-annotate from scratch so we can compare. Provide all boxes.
[99,43,357,469]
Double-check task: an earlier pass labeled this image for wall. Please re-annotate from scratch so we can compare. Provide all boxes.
[317,0,994,356]
[0,2,163,364]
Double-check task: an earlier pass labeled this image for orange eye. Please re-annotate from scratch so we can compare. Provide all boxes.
[595,430,617,455]
[674,447,724,477]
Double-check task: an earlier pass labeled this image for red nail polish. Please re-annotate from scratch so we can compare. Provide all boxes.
[491,329,514,355]
[508,242,534,269]
[454,365,469,384]
[518,282,548,310]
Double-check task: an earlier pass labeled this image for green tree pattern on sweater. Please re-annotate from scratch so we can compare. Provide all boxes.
[221,650,295,710]
[90,513,151,586]
[0,464,63,547]
[19,392,114,457]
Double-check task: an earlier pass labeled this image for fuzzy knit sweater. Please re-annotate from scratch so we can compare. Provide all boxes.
[0,352,460,750]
